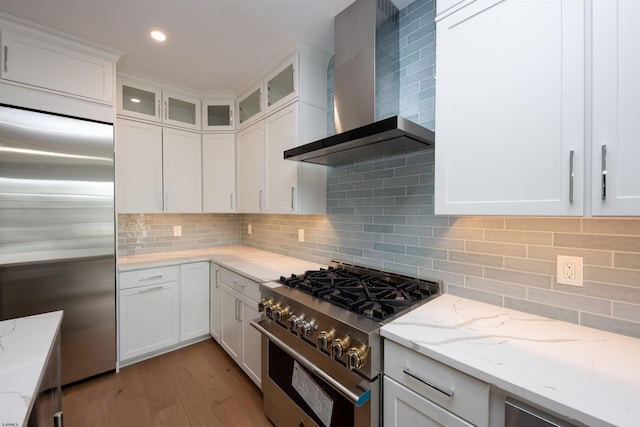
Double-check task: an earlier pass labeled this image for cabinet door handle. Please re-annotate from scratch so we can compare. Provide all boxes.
[229,108,233,126]
[291,187,295,209]
[402,368,454,398]
[138,274,163,281]
[259,190,263,209]
[233,280,246,288]
[230,193,234,210]
[569,150,575,203]
[157,100,161,118]
[164,101,168,120]
[214,268,220,288]
[3,46,7,72]
[138,285,163,294]
[601,145,607,200]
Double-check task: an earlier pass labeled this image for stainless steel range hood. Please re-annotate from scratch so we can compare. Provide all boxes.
[284,0,435,166]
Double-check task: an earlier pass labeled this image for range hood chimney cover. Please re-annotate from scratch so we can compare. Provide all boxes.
[284,0,435,167]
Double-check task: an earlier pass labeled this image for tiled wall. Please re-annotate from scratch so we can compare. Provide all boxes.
[242,149,640,339]
[118,213,240,256]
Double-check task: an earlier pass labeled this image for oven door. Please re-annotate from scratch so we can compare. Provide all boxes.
[251,318,379,427]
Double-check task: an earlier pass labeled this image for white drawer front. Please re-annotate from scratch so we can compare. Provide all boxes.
[119,265,179,289]
[384,340,489,427]
[220,267,260,302]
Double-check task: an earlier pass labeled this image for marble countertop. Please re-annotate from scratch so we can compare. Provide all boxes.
[118,246,323,283]
[381,294,640,427]
[0,311,63,427]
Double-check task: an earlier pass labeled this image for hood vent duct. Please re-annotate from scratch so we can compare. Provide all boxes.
[284,0,435,166]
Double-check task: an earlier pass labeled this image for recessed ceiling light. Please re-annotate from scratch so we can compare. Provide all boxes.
[150,30,167,42]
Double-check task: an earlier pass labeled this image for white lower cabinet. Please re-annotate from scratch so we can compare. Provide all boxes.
[210,263,222,343]
[384,340,490,427]
[384,376,473,427]
[218,266,261,387]
[119,266,180,361]
[119,263,210,364]
[180,262,210,341]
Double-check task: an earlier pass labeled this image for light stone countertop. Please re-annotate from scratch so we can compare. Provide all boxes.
[0,311,63,427]
[381,294,640,427]
[118,246,324,282]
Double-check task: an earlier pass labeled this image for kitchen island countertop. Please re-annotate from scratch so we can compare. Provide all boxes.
[0,311,63,427]
[382,294,640,427]
[118,246,323,282]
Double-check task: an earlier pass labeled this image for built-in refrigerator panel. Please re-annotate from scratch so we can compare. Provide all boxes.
[0,104,116,385]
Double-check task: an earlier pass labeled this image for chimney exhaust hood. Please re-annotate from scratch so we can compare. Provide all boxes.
[284,0,435,166]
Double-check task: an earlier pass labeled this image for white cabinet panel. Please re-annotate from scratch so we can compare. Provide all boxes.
[220,283,242,363]
[202,133,236,212]
[240,299,261,387]
[236,121,265,212]
[1,29,114,103]
[180,262,210,341]
[162,127,202,213]
[116,119,163,213]
[119,281,179,361]
[265,104,299,213]
[591,0,640,216]
[210,264,222,343]
[434,0,584,216]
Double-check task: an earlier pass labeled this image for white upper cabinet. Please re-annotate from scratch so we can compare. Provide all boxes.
[591,0,640,216]
[237,82,263,129]
[265,54,298,113]
[162,127,202,213]
[116,118,202,213]
[202,97,235,131]
[434,0,585,216]
[236,121,266,213]
[0,28,115,103]
[202,133,236,212]
[117,76,201,130]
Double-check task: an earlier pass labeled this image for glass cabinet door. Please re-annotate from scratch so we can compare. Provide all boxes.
[238,86,262,126]
[119,81,161,122]
[163,91,201,130]
[202,99,235,130]
[267,63,295,107]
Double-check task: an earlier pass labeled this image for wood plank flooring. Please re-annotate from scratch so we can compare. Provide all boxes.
[61,339,273,427]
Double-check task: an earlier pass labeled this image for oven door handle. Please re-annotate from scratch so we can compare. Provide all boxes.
[250,319,371,407]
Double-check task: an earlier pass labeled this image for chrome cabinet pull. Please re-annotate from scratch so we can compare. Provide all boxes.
[214,268,220,288]
[233,280,246,288]
[157,100,161,118]
[138,274,163,281]
[601,145,607,200]
[164,101,168,120]
[291,187,295,209]
[139,285,163,294]
[259,190,263,209]
[230,193,234,210]
[569,150,575,203]
[4,46,7,72]
[229,108,233,126]
[402,368,454,398]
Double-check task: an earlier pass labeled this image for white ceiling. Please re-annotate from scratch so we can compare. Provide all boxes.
[0,0,360,94]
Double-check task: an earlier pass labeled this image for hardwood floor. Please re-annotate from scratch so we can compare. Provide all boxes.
[62,339,273,427]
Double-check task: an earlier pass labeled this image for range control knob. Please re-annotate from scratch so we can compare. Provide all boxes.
[298,319,318,338]
[346,345,368,371]
[288,313,303,332]
[273,306,290,322]
[265,302,280,319]
[258,298,272,313]
[331,337,350,360]
[317,329,335,350]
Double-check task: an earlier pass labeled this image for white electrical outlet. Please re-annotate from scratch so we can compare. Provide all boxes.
[557,255,583,287]
[173,225,182,237]
[248,224,252,235]
[298,229,305,242]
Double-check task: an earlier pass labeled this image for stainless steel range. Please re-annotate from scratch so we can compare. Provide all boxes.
[251,261,441,427]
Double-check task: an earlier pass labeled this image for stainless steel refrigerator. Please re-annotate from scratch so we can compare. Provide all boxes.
[0,104,116,385]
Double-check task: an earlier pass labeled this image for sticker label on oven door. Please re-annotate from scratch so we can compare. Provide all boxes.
[292,360,334,426]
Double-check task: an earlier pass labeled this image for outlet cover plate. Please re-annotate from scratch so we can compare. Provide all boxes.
[557,255,583,287]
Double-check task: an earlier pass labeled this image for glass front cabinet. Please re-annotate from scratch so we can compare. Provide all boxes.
[202,98,235,131]
[117,77,201,131]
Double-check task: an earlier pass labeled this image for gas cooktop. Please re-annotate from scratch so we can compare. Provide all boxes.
[278,261,440,322]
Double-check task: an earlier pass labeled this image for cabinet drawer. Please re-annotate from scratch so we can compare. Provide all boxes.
[384,340,489,427]
[219,268,260,302]
[119,266,179,289]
